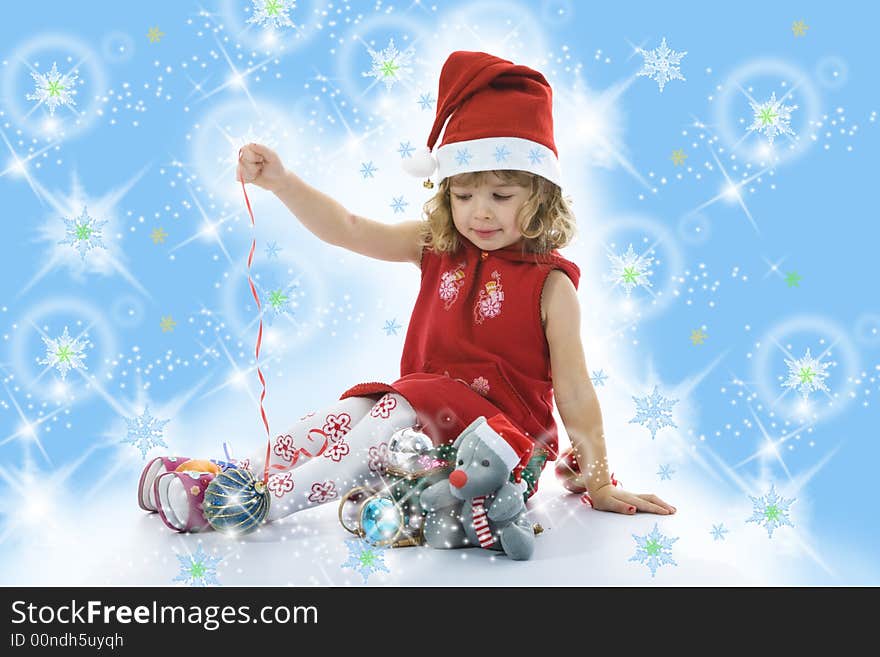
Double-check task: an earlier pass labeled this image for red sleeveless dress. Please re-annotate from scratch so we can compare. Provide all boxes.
[340,235,580,460]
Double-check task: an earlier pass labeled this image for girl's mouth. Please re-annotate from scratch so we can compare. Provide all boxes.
[473,229,499,238]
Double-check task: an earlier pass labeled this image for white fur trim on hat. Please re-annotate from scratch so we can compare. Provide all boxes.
[472,418,521,472]
[436,137,561,186]
[401,146,438,178]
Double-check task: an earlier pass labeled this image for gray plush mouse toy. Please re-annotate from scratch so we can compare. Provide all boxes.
[420,414,536,560]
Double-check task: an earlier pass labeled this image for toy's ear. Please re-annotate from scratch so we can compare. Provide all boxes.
[453,416,486,451]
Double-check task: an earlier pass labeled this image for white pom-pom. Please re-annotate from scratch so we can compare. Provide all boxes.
[401,147,437,178]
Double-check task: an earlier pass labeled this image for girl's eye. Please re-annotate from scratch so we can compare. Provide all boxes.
[453,194,471,201]
[493,194,512,200]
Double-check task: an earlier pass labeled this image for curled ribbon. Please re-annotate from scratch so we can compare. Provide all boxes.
[239,150,272,485]
[268,428,330,472]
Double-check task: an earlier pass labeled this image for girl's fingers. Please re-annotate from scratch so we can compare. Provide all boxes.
[638,493,676,514]
[600,496,635,515]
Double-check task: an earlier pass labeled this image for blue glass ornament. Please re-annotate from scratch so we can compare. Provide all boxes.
[203,467,270,534]
[360,497,403,546]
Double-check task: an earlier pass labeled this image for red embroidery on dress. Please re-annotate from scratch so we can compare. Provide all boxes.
[324,436,350,462]
[307,481,338,503]
[474,270,504,324]
[369,393,398,419]
[323,413,353,440]
[368,442,389,475]
[267,471,294,498]
[273,434,297,462]
[438,262,467,310]
[470,376,490,396]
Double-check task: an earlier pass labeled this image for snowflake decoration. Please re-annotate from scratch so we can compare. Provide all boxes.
[122,405,170,459]
[267,289,289,314]
[360,161,378,178]
[605,244,655,297]
[746,484,796,538]
[38,326,90,381]
[590,369,608,387]
[782,348,831,399]
[629,523,678,577]
[390,196,408,214]
[494,145,511,163]
[629,385,678,440]
[58,207,108,259]
[747,92,798,144]
[710,523,729,541]
[417,93,435,110]
[363,38,414,91]
[246,0,296,30]
[455,148,472,166]
[341,538,391,583]
[173,545,222,586]
[264,241,281,259]
[383,319,402,336]
[657,464,675,480]
[26,61,78,116]
[397,141,415,158]
[527,148,545,164]
[636,37,686,93]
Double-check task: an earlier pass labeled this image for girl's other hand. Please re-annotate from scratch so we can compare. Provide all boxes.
[587,484,676,516]
[236,142,287,192]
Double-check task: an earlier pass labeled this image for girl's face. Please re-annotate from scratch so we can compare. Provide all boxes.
[449,172,530,250]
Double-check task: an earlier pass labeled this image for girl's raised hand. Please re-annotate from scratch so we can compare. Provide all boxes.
[236,142,287,192]
[587,483,677,516]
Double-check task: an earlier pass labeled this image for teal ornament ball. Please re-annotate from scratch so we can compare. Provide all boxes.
[360,497,403,545]
[203,467,270,534]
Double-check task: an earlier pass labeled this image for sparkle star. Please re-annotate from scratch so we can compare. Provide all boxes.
[150,227,167,244]
[147,27,165,44]
[690,328,708,345]
[160,316,177,333]
[671,149,687,165]
[792,20,809,37]
[785,271,802,287]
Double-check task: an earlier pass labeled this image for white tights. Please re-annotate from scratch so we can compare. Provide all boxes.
[242,393,417,522]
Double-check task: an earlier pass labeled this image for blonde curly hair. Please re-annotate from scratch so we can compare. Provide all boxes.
[417,170,577,255]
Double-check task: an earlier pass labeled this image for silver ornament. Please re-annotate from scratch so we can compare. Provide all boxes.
[387,426,434,473]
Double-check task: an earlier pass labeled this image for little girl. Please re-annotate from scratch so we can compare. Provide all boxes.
[139,50,674,532]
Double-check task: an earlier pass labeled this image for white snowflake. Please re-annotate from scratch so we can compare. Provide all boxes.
[363,38,415,91]
[605,243,655,296]
[629,385,678,440]
[173,545,222,586]
[246,0,296,29]
[26,62,78,116]
[58,207,107,259]
[782,348,831,399]
[746,484,796,538]
[38,326,90,381]
[635,37,686,93]
[747,92,798,144]
[629,523,678,577]
[123,406,170,459]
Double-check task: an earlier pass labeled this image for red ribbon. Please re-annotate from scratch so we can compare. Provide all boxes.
[239,158,272,485]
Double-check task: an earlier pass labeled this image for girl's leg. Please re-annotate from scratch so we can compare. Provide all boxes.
[146,395,377,530]
[241,395,377,477]
[264,393,417,522]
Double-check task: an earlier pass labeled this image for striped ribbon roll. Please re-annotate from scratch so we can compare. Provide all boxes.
[471,495,495,548]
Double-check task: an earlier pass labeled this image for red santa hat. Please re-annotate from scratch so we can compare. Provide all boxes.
[403,50,561,187]
[471,413,535,483]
